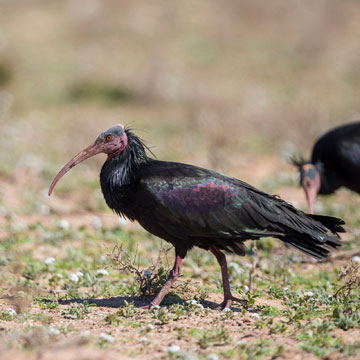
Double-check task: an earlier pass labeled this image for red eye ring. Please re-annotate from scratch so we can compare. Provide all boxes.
[105,135,112,142]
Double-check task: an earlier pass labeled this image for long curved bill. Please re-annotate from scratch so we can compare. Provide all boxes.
[304,186,317,215]
[48,142,102,196]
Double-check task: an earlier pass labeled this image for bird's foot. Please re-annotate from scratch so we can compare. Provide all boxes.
[139,301,162,311]
[216,296,248,310]
[139,304,152,311]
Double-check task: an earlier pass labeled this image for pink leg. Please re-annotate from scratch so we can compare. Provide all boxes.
[210,246,247,310]
[148,253,183,308]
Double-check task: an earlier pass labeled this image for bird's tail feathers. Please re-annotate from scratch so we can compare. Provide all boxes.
[282,231,341,260]
[309,214,346,234]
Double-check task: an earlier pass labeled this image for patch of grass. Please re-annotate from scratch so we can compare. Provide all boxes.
[106,301,139,325]
[297,321,359,357]
[189,326,230,349]
[236,339,284,360]
[332,304,360,330]
[61,302,94,320]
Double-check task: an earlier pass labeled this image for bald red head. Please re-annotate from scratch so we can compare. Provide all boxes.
[49,125,128,196]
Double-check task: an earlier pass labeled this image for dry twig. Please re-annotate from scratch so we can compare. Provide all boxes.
[107,242,172,296]
[333,261,360,299]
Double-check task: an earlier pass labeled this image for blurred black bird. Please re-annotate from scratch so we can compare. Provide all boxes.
[49,125,345,309]
[292,122,360,214]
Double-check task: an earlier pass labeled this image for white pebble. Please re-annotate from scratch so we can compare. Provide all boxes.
[151,305,160,310]
[79,330,90,338]
[304,291,314,297]
[229,262,243,274]
[56,273,63,279]
[48,327,60,336]
[7,308,16,317]
[352,256,360,264]
[207,354,219,360]
[243,285,249,293]
[92,216,102,229]
[146,324,154,331]
[97,269,109,276]
[168,344,180,354]
[99,333,115,343]
[39,205,50,215]
[222,307,231,313]
[139,336,148,343]
[69,273,79,283]
[57,219,69,230]
[118,217,129,226]
[249,313,260,319]
[44,257,56,265]
[76,271,84,277]
[236,339,247,346]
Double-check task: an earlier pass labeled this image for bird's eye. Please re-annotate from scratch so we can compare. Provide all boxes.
[105,135,112,142]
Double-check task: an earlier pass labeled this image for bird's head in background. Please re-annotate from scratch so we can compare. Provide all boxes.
[291,157,321,214]
[48,124,128,196]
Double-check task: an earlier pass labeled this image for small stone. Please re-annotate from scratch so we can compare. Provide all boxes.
[7,308,16,318]
[39,205,50,215]
[168,344,180,354]
[57,219,69,230]
[92,216,102,230]
[118,217,129,226]
[207,354,219,360]
[304,291,314,297]
[352,256,360,264]
[48,327,60,336]
[139,336,148,343]
[249,312,260,319]
[44,257,56,265]
[69,273,79,283]
[76,271,84,277]
[79,330,90,338]
[96,269,109,276]
[236,339,247,346]
[99,333,115,343]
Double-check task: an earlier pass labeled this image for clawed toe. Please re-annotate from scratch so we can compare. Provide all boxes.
[216,296,248,310]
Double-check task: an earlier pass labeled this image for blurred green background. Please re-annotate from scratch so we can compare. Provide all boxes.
[0,0,360,214]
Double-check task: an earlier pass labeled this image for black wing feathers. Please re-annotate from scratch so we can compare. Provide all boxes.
[137,161,344,259]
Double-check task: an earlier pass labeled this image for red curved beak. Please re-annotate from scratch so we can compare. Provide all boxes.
[304,185,318,215]
[48,142,102,196]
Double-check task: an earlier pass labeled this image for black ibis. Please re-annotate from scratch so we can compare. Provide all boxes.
[292,122,360,214]
[49,125,345,309]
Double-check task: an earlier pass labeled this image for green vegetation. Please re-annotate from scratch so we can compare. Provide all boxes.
[1,1,360,358]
